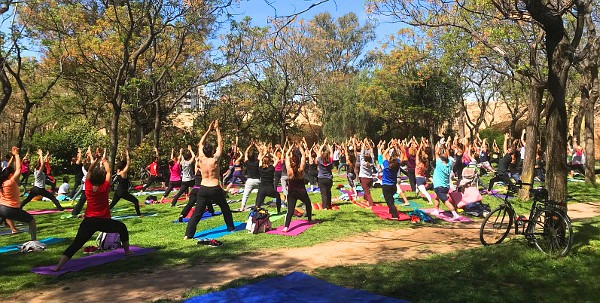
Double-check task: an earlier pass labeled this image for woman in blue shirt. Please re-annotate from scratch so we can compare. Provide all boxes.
[432,143,459,220]
[381,146,402,219]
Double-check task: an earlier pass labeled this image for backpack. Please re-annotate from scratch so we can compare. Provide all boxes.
[408,209,434,223]
[246,208,272,234]
[96,232,122,250]
[463,202,491,217]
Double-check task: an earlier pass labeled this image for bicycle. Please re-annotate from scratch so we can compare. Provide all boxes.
[479,182,573,257]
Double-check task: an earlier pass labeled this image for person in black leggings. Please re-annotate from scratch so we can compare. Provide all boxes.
[487,133,517,193]
[52,147,131,272]
[109,150,141,216]
[283,141,312,232]
[178,151,215,222]
[317,138,334,209]
[20,149,64,211]
[254,150,282,213]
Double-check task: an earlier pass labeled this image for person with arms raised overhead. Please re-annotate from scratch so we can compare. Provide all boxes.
[109,149,141,216]
[184,120,235,239]
[52,147,131,271]
[20,149,64,211]
[0,146,37,240]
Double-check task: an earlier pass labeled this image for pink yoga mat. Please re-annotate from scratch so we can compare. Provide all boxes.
[267,220,320,236]
[31,246,155,276]
[29,209,72,215]
[371,205,411,221]
[422,208,473,222]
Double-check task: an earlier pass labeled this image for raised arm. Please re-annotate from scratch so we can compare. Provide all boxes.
[9,147,21,183]
[198,121,214,158]
[244,143,252,162]
[503,133,510,154]
[76,148,82,164]
[214,119,223,159]
[188,145,196,160]
[102,149,111,182]
[36,149,44,172]
[121,149,131,176]
[520,129,526,147]
[299,145,306,171]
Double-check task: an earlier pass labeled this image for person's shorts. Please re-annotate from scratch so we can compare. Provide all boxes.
[0,205,34,223]
[416,176,427,186]
[434,187,449,202]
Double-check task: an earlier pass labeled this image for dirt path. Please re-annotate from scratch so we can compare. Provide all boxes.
[9,202,600,303]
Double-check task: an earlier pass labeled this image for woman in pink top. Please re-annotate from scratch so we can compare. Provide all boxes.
[162,148,182,202]
[0,146,37,240]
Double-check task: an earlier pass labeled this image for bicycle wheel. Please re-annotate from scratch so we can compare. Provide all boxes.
[529,209,573,257]
[480,205,513,245]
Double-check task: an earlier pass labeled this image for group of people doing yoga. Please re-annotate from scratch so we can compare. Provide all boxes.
[2,122,566,271]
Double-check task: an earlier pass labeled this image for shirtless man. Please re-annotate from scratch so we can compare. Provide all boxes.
[184,120,235,239]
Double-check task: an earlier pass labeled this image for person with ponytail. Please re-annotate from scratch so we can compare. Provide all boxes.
[381,142,402,219]
[20,149,64,211]
[0,146,37,240]
[283,140,312,232]
[317,138,334,210]
[415,138,433,204]
[432,142,460,220]
[358,138,376,208]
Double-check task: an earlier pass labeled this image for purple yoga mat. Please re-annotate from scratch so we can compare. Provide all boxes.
[267,220,320,236]
[30,209,72,215]
[422,208,473,222]
[31,246,155,276]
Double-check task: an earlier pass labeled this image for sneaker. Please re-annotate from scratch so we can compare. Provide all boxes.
[208,239,222,247]
[452,215,461,221]
[430,209,440,216]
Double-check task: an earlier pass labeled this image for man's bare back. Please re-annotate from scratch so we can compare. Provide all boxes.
[199,157,220,187]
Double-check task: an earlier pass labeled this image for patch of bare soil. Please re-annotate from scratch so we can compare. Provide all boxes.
[8,202,600,303]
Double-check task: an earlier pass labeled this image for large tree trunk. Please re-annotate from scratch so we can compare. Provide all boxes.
[16,102,34,149]
[153,101,161,149]
[584,66,598,184]
[0,58,12,116]
[544,31,570,204]
[518,83,544,199]
[109,104,122,173]
[572,100,585,142]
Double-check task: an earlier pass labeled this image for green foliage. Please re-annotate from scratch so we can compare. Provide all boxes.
[25,121,108,174]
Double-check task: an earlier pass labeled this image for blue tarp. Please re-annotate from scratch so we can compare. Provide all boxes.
[183,272,410,303]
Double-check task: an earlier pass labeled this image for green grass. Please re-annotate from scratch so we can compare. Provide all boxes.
[160,216,600,303]
[2,174,599,300]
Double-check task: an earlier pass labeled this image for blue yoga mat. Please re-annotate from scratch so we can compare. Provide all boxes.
[183,271,409,303]
[0,237,67,254]
[193,222,246,239]
[173,211,222,223]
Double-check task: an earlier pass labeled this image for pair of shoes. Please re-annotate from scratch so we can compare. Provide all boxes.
[197,239,223,247]
[83,246,97,254]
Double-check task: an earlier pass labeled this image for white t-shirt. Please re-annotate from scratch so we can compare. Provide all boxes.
[58,182,70,195]
[333,150,340,161]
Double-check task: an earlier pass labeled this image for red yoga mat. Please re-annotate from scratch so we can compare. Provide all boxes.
[371,205,410,221]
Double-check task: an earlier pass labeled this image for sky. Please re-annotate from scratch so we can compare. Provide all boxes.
[227,0,401,52]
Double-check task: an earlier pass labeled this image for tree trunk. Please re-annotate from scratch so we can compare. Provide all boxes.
[16,102,34,149]
[518,83,544,199]
[109,104,122,173]
[571,100,585,142]
[544,32,570,204]
[584,66,598,184]
[153,101,161,149]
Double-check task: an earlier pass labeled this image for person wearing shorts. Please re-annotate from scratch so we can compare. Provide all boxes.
[431,143,459,220]
[0,146,37,240]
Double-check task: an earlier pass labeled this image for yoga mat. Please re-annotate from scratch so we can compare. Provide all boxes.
[311,203,340,210]
[173,211,222,223]
[161,196,187,203]
[193,222,246,239]
[340,189,363,197]
[31,246,155,276]
[0,228,28,236]
[0,237,67,254]
[112,213,157,220]
[133,190,164,196]
[422,208,473,222]
[266,220,320,236]
[183,271,408,303]
[351,200,371,208]
[371,205,411,221]
[29,209,72,215]
[491,193,513,199]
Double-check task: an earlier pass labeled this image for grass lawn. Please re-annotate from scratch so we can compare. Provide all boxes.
[1,173,599,301]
